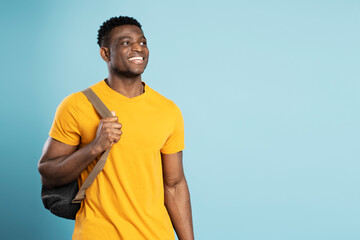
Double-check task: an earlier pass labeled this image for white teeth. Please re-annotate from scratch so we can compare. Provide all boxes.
[129,57,143,61]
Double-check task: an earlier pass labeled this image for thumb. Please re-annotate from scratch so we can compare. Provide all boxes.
[111,111,116,116]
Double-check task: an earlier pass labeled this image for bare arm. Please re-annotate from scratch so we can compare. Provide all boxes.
[162,151,194,240]
[38,115,122,188]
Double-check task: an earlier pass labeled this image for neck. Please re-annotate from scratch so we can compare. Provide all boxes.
[106,73,144,98]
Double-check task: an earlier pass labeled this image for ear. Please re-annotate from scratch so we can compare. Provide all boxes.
[100,47,110,62]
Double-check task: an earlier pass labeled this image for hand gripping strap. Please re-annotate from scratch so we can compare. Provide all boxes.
[72,88,113,203]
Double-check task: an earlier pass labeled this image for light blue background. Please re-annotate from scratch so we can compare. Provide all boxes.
[1,0,359,239]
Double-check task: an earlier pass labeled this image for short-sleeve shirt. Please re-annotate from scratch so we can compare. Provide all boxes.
[49,80,184,240]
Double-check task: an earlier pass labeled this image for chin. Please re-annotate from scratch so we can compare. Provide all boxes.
[113,68,145,78]
[129,69,145,77]
[132,66,147,76]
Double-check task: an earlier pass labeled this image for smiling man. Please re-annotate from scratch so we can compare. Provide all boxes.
[38,16,194,240]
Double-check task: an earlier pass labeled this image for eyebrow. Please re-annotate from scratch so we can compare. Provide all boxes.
[116,35,147,41]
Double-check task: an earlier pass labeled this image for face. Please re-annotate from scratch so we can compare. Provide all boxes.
[103,25,149,77]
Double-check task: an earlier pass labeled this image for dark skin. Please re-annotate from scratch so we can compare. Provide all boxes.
[38,25,194,239]
[162,152,194,240]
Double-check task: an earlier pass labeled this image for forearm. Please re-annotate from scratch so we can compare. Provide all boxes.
[164,178,194,240]
[39,142,101,188]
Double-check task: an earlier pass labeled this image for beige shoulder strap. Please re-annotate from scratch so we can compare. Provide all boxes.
[72,88,113,203]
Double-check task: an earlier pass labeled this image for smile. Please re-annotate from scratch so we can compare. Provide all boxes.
[128,57,144,63]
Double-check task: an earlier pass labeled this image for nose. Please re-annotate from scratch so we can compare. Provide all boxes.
[131,42,143,52]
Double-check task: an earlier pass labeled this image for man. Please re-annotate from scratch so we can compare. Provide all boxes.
[38,16,194,240]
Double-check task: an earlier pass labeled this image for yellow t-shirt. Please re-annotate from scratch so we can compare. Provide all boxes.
[49,80,184,240]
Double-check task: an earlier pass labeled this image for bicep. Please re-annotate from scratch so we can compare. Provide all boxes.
[39,137,78,164]
[161,151,185,187]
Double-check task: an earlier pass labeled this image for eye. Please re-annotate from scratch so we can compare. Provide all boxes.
[140,41,147,46]
[122,41,129,46]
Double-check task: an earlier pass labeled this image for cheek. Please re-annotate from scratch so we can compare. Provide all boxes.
[110,49,126,63]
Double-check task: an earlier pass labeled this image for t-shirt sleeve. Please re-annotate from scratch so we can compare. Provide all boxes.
[161,104,185,154]
[49,93,81,146]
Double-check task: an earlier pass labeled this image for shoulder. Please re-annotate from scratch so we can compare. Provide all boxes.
[56,92,82,111]
[147,86,181,113]
[56,82,102,115]
[60,81,105,108]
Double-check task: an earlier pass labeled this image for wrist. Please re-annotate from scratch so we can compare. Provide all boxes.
[88,141,103,157]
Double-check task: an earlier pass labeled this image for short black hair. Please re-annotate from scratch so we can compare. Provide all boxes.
[97,16,142,47]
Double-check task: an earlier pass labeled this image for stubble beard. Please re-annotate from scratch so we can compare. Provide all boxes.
[110,64,145,78]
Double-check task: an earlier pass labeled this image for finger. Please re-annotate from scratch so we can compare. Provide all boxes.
[113,133,122,143]
[101,116,118,122]
[108,122,122,129]
[108,128,122,135]
[108,133,121,143]
[102,122,122,130]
